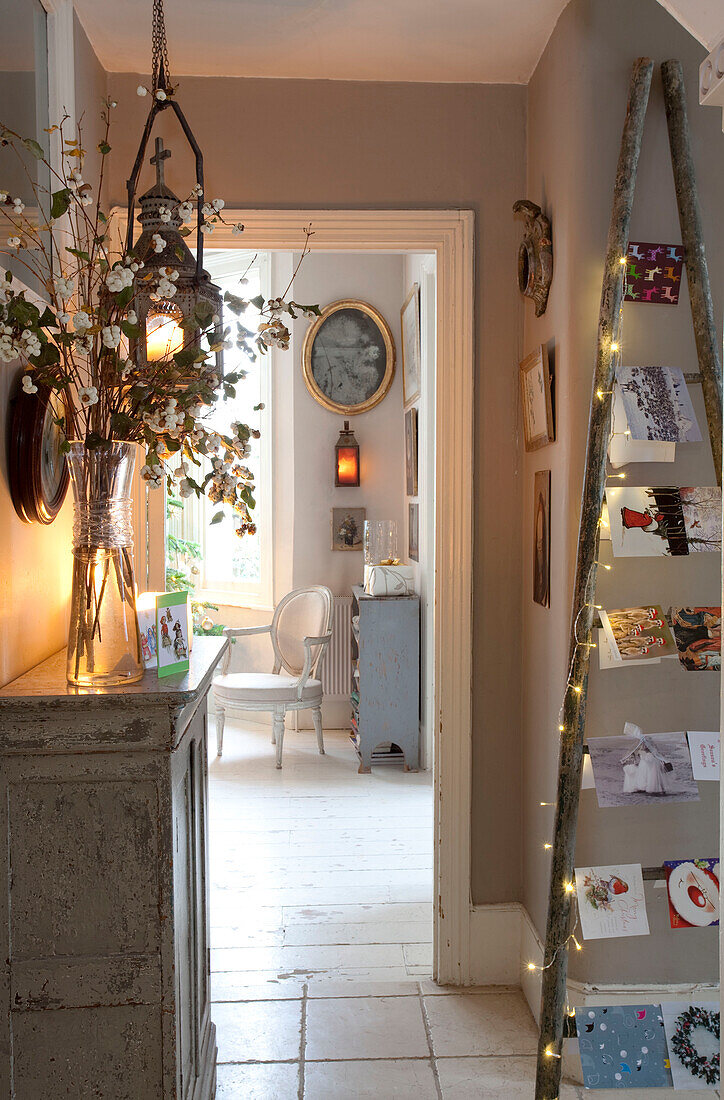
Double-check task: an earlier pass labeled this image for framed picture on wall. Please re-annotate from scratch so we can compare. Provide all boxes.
[405,407,418,496]
[331,507,366,551]
[302,300,395,415]
[408,502,419,562]
[401,283,421,407]
[533,470,550,608]
[520,345,555,451]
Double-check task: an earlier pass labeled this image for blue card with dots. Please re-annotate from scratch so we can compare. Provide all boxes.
[575,1004,673,1088]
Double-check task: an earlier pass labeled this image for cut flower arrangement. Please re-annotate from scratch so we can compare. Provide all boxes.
[0,101,318,684]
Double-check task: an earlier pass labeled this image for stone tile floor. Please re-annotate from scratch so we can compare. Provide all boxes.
[208,721,719,1098]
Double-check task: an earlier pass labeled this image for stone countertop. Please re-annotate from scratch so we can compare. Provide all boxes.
[0,635,228,710]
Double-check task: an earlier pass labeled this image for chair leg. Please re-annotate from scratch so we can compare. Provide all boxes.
[271,720,276,745]
[312,706,325,755]
[215,705,225,758]
[273,710,286,769]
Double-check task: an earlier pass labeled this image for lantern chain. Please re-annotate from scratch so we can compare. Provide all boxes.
[151,0,171,94]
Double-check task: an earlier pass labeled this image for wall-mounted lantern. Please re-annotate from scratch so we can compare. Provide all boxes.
[335,421,360,487]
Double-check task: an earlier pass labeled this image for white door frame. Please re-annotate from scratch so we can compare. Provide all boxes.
[115,207,475,984]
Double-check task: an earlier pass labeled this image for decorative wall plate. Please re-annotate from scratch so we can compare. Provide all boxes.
[9,382,70,524]
[302,299,395,415]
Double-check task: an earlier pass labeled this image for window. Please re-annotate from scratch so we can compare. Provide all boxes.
[166,250,273,609]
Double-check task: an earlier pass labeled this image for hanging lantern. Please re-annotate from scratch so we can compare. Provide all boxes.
[335,421,360,486]
[124,0,223,377]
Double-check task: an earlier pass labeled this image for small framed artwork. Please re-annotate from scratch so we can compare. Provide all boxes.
[533,470,550,607]
[156,591,190,678]
[331,507,366,551]
[520,345,555,451]
[400,283,421,407]
[405,407,418,496]
[302,300,395,415]
[408,502,419,562]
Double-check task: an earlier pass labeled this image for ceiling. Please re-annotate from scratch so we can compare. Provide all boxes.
[72,0,722,85]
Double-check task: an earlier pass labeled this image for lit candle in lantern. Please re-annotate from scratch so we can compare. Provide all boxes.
[145,310,185,361]
[335,421,360,487]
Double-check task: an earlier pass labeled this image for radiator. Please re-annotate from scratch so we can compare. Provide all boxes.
[320,596,353,696]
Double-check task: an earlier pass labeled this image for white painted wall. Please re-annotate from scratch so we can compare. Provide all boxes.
[403,254,436,768]
[289,251,407,594]
[218,250,436,748]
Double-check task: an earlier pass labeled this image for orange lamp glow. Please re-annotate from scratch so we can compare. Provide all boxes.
[145,308,185,362]
[335,421,360,487]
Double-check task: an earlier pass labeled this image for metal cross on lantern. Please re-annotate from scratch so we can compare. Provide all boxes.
[125,0,223,374]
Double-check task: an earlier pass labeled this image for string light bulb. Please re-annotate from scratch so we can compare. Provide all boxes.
[564,881,575,894]
[527,962,538,971]
[544,843,552,850]
[619,256,627,265]
[610,342,619,352]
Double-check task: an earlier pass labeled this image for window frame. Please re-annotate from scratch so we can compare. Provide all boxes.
[179,249,274,611]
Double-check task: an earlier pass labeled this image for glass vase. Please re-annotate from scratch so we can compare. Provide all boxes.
[66,441,144,686]
[363,520,399,565]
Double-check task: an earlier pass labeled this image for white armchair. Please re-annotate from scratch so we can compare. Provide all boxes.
[213,586,333,768]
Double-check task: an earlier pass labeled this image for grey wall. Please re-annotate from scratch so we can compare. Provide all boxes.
[522,0,723,984]
[104,74,527,905]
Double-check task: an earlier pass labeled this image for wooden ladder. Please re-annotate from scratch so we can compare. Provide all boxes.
[534,57,723,1100]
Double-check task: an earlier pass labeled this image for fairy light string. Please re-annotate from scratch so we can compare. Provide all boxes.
[530,257,632,1064]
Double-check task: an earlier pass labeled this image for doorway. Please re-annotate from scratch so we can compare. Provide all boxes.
[132,207,475,980]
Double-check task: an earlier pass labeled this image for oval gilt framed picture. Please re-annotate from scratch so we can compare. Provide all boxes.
[302,299,395,415]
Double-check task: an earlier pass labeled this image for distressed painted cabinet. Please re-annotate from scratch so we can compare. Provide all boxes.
[351,585,420,772]
[0,636,227,1100]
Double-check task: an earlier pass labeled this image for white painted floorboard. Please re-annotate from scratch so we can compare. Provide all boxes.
[209,721,716,1098]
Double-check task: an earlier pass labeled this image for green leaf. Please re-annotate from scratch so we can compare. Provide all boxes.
[110,411,134,436]
[121,320,140,339]
[85,432,109,450]
[97,140,111,155]
[65,246,90,261]
[224,292,248,315]
[97,210,107,224]
[38,307,56,327]
[115,285,134,309]
[59,439,70,454]
[193,299,215,327]
[50,189,71,220]
[22,138,44,160]
[250,295,265,310]
[173,346,200,369]
[4,271,12,283]
[209,511,225,525]
[174,245,185,261]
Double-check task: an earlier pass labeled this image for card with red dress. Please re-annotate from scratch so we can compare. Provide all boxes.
[605,487,721,557]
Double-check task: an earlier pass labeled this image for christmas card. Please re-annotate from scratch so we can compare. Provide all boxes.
[575,863,649,940]
[623,242,684,304]
[686,732,720,780]
[575,1004,672,1089]
[587,733,699,808]
[605,487,721,557]
[672,607,721,671]
[616,365,701,443]
[156,591,190,679]
[600,606,676,662]
[664,860,719,929]
[661,1002,720,1090]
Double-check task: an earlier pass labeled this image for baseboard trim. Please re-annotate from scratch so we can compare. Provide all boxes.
[468,903,525,986]
[471,901,718,1006]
